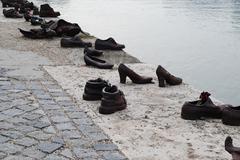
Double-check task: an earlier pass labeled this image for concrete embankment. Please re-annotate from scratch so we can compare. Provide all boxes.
[0,10,237,160]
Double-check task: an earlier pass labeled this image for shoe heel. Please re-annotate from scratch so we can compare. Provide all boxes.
[158,77,165,87]
[119,72,127,84]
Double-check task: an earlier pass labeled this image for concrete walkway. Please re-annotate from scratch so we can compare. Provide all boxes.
[0,49,127,160]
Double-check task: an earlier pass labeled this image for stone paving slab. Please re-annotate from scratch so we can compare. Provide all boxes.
[0,77,127,159]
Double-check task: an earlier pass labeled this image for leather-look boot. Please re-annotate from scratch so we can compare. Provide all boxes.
[156,65,182,87]
[39,4,60,17]
[61,36,92,48]
[83,78,110,101]
[118,63,153,84]
[95,37,125,50]
[181,92,223,120]
[84,47,103,57]
[84,54,113,69]
[99,85,127,114]
[225,136,240,160]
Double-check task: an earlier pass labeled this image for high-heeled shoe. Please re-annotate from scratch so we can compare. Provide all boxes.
[225,136,240,160]
[156,65,182,87]
[118,63,153,84]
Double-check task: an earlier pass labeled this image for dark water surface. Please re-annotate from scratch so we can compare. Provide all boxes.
[34,0,240,104]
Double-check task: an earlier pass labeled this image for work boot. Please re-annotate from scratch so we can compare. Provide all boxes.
[60,36,92,48]
[83,78,110,101]
[39,4,60,17]
[99,85,127,114]
[3,9,23,18]
[225,136,240,160]
[95,37,125,50]
[84,54,113,69]
[118,63,153,84]
[84,47,103,57]
[156,65,182,87]
[181,92,223,120]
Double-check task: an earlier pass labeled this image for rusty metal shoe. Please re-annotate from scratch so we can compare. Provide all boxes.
[181,92,223,120]
[225,136,240,160]
[18,28,56,39]
[156,65,182,87]
[95,37,125,50]
[84,47,103,57]
[61,36,92,48]
[39,4,60,17]
[118,63,153,84]
[99,85,127,114]
[222,106,240,126]
[84,54,114,69]
[83,78,110,101]
[3,9,23,18]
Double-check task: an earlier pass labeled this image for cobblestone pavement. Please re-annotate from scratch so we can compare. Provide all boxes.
[0,76,127,160]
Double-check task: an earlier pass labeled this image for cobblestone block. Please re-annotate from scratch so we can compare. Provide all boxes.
[38,142,63,154]
[73,148,98,159]
[52,137,65,145]
[0,143,23,154]
[60,148,74,159]
[68,112,88,119]
[51,116,70,123]
[27,131,52,141]
[0,151,7,159]
[55,122,75,131]
[44,155,68,160]
[2,108,24,117]
[16,104,38,112]
[62,130,82,139]
[23,113,43,120]
[1,130,23,139]
[14,137,38,147]
[0,135,9,143]
[22,148,46,159]
[33,121,50,129]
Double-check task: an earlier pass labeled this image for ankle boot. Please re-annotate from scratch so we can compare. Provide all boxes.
[99,85,127,114]
[83,78,110,101]
[39,4,60,17]
[84,47,103,57]
[156,65,182,87]
[225,136,240,160]
[118,63,153,84]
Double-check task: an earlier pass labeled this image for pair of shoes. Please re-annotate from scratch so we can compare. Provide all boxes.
[95,37,125,50]
[118,64,182,86]
[18,28,56,39]
[181,92,240,126]
[39,4,60,17]
[225,136,240,160]
[3,9,23,18]
[83,78,127,114]
[60,36,92,48]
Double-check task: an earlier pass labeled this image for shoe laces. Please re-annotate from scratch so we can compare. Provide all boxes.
[199,92,211,104]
